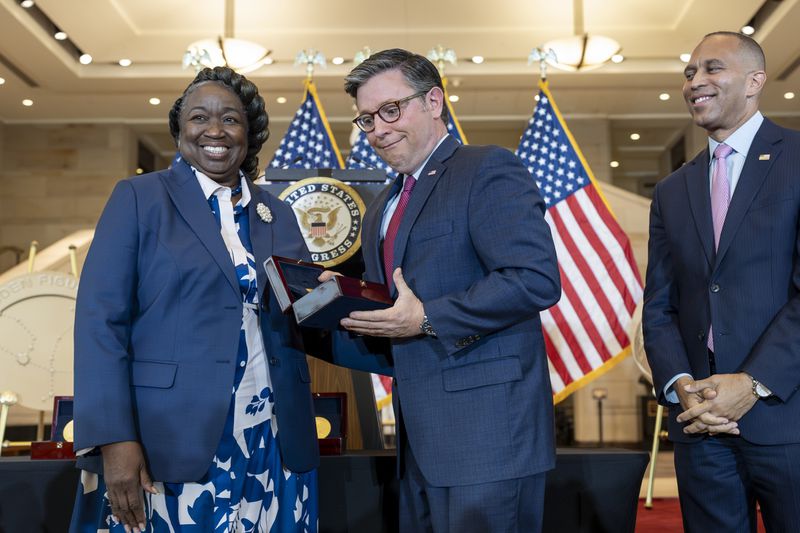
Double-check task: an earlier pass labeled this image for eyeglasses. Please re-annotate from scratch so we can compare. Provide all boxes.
[352,91,428,133]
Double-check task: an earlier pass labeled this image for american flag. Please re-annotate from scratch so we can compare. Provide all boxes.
[346,81,468,175]
[269,80,344,169]
[516,81,643,403]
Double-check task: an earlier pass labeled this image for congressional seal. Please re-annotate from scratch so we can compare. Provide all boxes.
[279,177,366,267]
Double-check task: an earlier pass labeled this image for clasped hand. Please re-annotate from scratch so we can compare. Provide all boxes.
[674,373,758,435]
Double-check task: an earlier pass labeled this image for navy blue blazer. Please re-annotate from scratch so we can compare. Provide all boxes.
[74,159,390,482]
[643,118,800,444]
[361,136,561,486]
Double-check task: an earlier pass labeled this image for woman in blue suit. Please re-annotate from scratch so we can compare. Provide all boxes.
[68,67,374,533]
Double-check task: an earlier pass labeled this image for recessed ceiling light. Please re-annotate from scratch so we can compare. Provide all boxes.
[630,133,641,141]
[471,55,484,64]
[276,96,287,104]
[680,53,691,63]
[135,168,144,175]
[79,54,92,65]
[534,94,540,101]
[611,54,624,63]
[0,77,5,85]
[448,94,460,103]
[659,93,670,101]
[741,25,755,35]
[22,99,33,106]
[610,160,620,168]
[331,56,344,65]
[54,31,67,41]
[118,58,132,67]
[20,0,34,8]
[264,57,274,65]
[149,97,160,105]
[785,92,796,100]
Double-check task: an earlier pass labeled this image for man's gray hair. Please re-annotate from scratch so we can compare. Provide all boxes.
[344,48,450,123]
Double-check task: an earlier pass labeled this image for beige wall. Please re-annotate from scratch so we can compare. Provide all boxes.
[0,123,137,272]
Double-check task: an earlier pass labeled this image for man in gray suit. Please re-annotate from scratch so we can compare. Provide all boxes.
[644,32,800,531]
[340,49,561,532]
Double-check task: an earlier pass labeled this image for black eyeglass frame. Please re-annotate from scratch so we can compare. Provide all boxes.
[352,90,429,133]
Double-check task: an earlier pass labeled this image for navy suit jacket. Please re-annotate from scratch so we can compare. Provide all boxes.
[74,159,389,482]
[361,135,561,486]
[643,118,800,444]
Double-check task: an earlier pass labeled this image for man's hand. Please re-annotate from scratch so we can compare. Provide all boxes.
[101,441,158,533]
[674,376,740,435]
[340,268,425,338]
[677,373,757,435]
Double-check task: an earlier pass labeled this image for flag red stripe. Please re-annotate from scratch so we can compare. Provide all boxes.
[549,303,593,375]
[543,328,571,387]
[565,192,637,316]
[556,265,613,362]
[585,185,643,286]
[549,203,630,348]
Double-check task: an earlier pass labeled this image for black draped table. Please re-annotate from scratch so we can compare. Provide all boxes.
[0,448,647,533]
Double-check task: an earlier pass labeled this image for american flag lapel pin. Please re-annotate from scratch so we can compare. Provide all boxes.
[759,154,771,161]
[427,170,437,176]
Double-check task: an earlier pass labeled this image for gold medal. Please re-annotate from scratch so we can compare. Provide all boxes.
[62,420,74,442]
[315,416,332,438]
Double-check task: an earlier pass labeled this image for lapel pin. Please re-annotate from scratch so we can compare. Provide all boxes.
[759,154,771,161]
[256,203,273,223]
[427,170,437,176]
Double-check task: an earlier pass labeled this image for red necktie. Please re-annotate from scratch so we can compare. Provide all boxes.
[383,175,416,287]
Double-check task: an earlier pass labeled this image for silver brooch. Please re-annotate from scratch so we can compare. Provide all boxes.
[256,202,273,223]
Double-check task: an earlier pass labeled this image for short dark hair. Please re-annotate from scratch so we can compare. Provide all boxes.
[169,66,269,179]
[344,48,449,123]
[703,31,766,70]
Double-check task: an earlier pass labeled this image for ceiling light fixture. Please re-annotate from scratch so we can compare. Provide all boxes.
[22,99,33,106]
[679,53,691,62]
[331,56,344,65]
[611,54,624,63]
[183,0,271,74]
[20,0,34,8]
[610,160,620,168]
[541,0,621,72]
[79,54,92,65]
[276,96,287,104]
[741,25,755,35]
[785,92,796,100]
[119,59,132,67]
[449,94,460,103]
[630,133,640,141]
[149,97,161,105]
[0,77,5,85]
[54,31,67,41]
[471,55,484,64]
[659,93,670,101]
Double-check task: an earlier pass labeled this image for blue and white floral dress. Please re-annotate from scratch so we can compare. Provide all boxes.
[70,171,319,532]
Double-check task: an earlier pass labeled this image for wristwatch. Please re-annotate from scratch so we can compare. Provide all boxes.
[749,375,772,399]
[419,315,437,337]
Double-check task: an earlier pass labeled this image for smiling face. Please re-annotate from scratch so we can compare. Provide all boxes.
[355,69,447,175]
[682,34,766,141]
[178,82,248,187]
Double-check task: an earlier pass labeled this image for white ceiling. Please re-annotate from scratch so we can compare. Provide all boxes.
[1,0,799,191]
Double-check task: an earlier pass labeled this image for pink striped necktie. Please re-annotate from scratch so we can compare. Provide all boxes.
[383,175,416,287]
[708,142,734,352]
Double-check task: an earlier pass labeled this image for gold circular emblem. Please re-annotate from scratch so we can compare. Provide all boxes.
[315,416,332,439]
[62,420,74,442]
[279,177,366,267]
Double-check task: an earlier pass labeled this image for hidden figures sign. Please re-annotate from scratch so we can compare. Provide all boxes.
[279,178,366,267]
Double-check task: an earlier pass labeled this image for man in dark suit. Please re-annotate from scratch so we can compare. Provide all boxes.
[340,49,561,532]
[643,31,800,531]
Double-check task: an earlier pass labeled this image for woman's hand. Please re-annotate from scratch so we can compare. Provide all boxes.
[101,441,158,533]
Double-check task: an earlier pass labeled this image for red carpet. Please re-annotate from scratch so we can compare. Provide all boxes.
[635,499,766,532]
